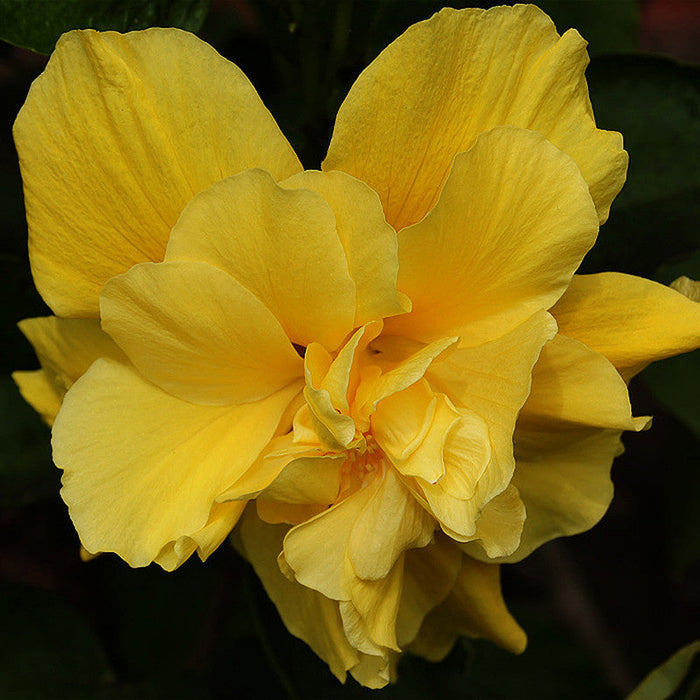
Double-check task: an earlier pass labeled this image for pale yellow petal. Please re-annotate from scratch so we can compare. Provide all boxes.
[553,273,700,381]
[238,510,359,683]
[324,4,624,228]
[154,501,245,571]
[165,169,356,350]
[101,260,302,405]
[54,359,300,567]
[348,468,434,581]
[373,381,459,483]
[280,170,409,325]
[459,484,526,559]
[385,127,598,346]
[343,558,403,652]
[15,28,301,316]
[281,484,375,600]
[671,276,700,302]
[408,555,526,661]
[396,535,462,648]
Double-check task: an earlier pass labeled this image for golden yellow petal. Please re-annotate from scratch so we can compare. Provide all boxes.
[280,170,409,325]
[101,261,302,405]
[165,169,356,350]
[15,28,301,316]
[553,273,700,381]
[324,4,624,229]
[384,127,598,346]
[54,359,300,567]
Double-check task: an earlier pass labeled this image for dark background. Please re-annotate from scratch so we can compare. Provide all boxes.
[1,1,699,698]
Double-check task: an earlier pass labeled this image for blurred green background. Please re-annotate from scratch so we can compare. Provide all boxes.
[0,1,699,698]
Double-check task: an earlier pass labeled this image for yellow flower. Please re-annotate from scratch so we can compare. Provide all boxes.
[12,4,700,688]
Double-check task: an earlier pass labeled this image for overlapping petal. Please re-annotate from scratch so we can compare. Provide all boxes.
[13,316,127,425]
[553,273,700,381]
[101,260,303,405]
[324,4,625,229]
[280,170,410,325]
[15,28,301,316]
[165,169,357,350]
[385,127,598,346]
[54,359,302,567]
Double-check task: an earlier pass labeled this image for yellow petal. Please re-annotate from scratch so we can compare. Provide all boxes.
[324,4,624,228]
[460,484,526,559]
[501,425,624,563]
[165,169,356,350]
[396,534,462,648]
[385,127,598,346]
[15,28,301,316]
[408,555,526,661]
[101,260,302,405]
[15,316,128,423]
[359,335,458,413]
[671,276,700,302]
[373,381,459,483]
[303,342,358,451]
[522,333,646,430]
[54,359,300,567]
[238,510,360,683]
[281,483,375,600]
[280,170,410,325]
[12,370,62,426]
[154,501,245,571]
[552,273,700,381]
[426,311,558,502]
[347,468,434,581]
[342,558,404,652]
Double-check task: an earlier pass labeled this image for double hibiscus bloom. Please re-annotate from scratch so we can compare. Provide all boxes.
[13,4,700,688]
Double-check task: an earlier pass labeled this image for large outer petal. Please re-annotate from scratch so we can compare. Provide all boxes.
[13,316,127,425]
[165,170,356,350]
[280,171,409,325]
[408,553,527,660]
[323,4,625,229]
[552,273,700,382]
[15,28,301,316]
[384,127,598,346]
[484,333,647,564]
[101,261,302,405]
[53,359,302,567]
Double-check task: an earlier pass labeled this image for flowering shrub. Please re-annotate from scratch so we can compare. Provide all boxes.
[13,4,700,688]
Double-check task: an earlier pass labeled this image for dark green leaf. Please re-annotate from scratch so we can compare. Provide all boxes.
[0,0,211,55]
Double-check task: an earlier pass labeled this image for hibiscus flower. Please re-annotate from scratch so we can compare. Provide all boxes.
[13,4,700,688]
